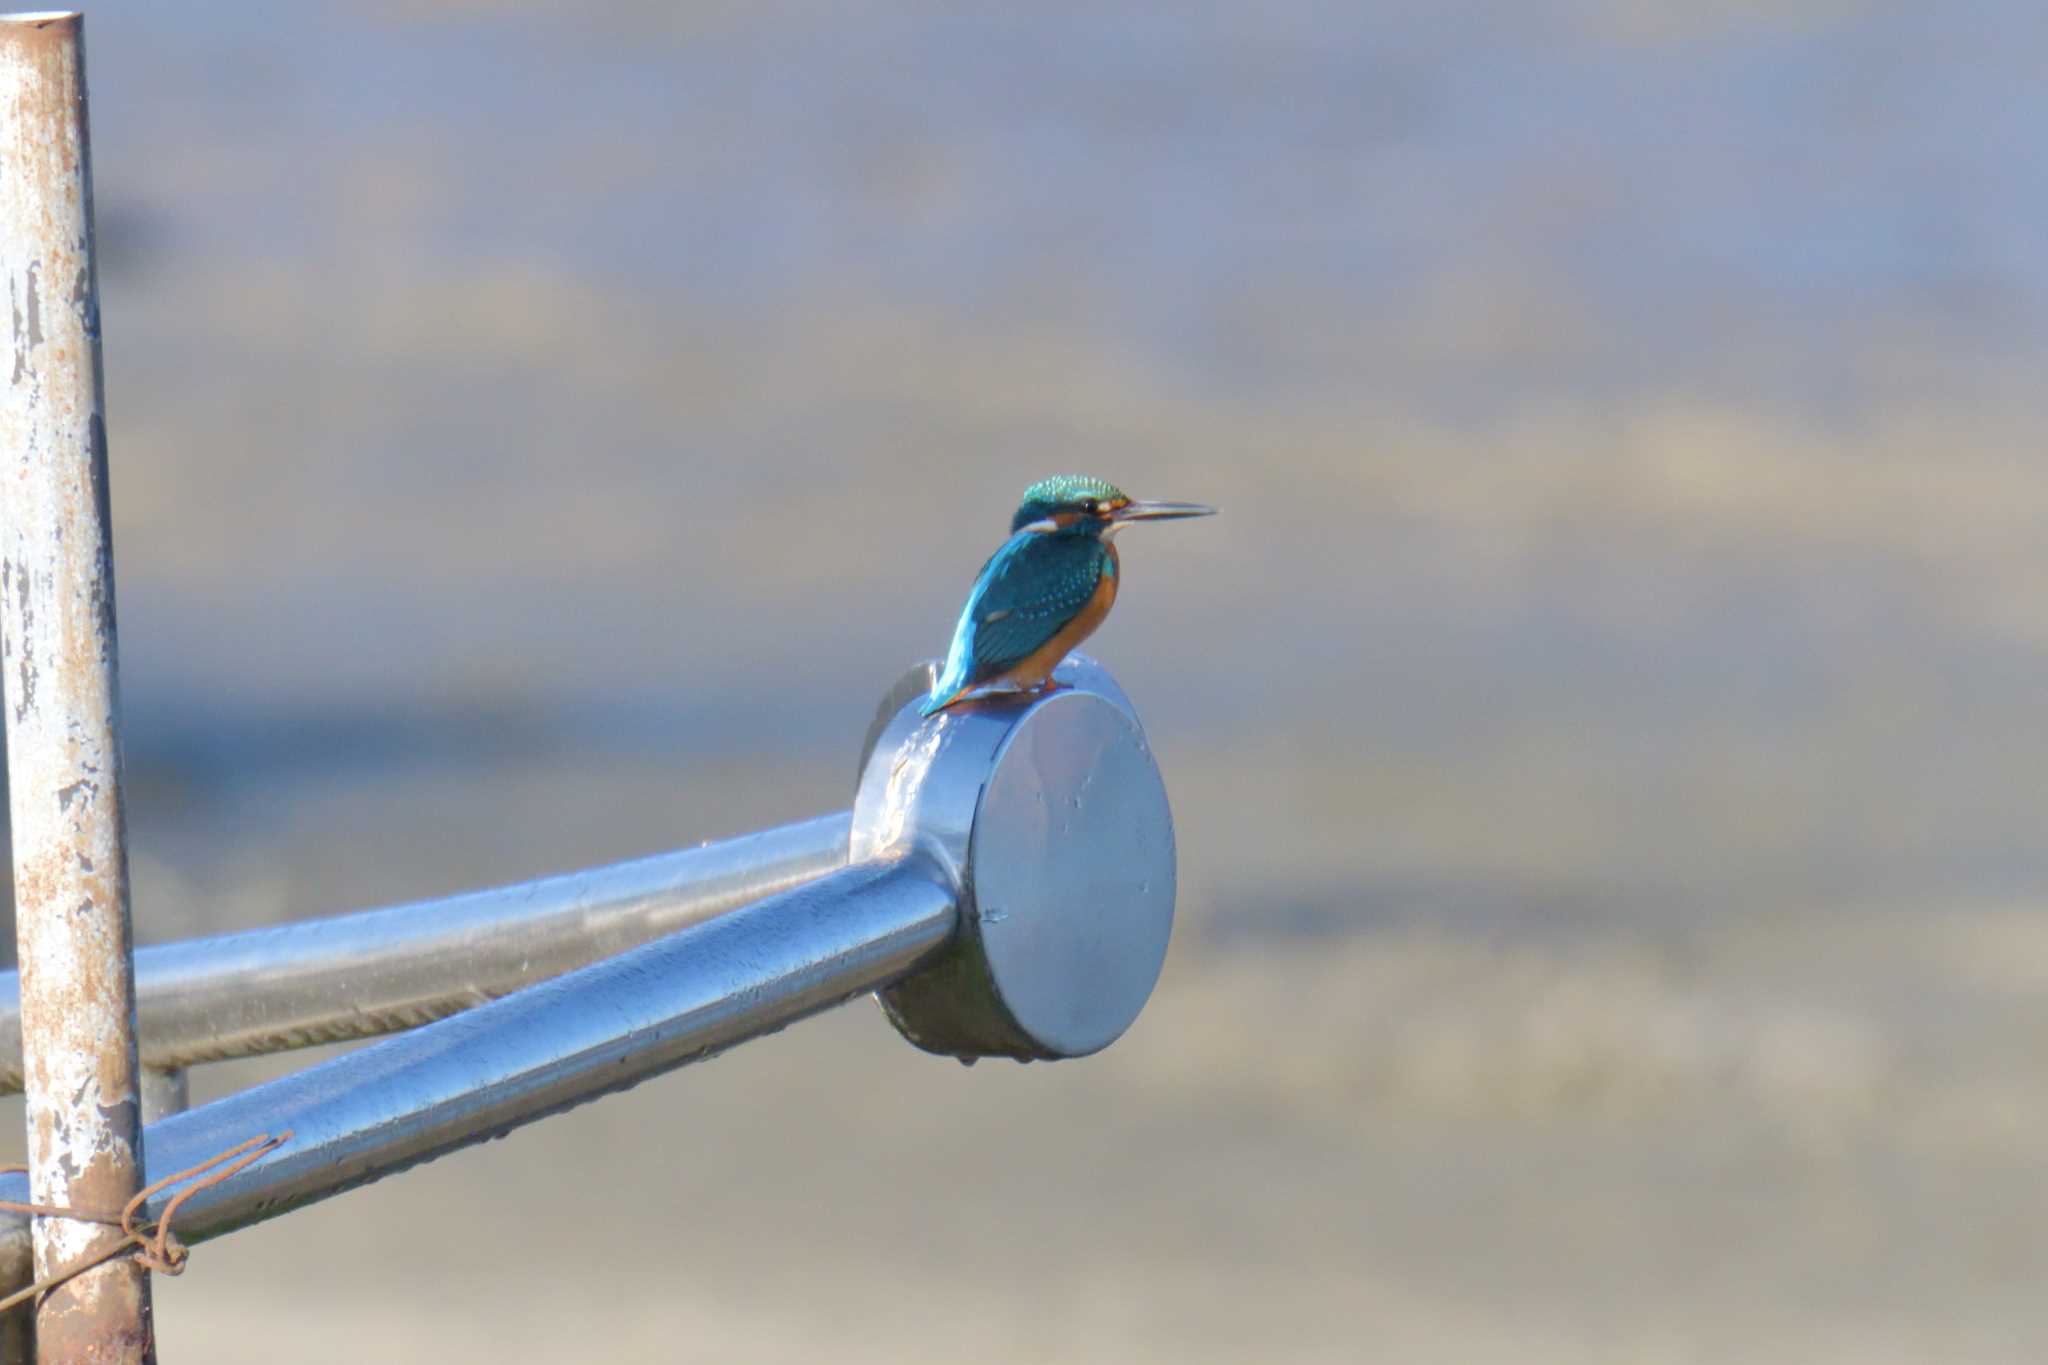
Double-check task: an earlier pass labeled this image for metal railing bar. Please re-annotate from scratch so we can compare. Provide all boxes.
[0,851,955,1255]
[0,812,852,1089]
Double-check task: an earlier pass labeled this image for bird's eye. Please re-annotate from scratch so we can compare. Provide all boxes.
[1082,499,1099,515]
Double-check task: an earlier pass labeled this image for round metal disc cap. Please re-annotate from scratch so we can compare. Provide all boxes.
[967,690,1176,1057]
[857,656,1180,1061]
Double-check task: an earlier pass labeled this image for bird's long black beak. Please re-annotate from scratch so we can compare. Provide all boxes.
[1112,499,1217,522]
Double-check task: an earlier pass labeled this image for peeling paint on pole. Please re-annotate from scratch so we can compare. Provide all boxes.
[0,12,153,1363]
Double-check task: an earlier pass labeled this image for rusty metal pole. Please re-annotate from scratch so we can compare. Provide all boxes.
[0,12,154,1363]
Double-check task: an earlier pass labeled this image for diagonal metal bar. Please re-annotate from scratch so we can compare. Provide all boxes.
[0,851,955,1255]
[0,812,852,1089]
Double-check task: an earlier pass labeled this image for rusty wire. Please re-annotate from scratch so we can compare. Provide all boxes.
[0,1131,291,1313]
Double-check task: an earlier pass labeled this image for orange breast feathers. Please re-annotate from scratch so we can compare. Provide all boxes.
[984,543,1120,693]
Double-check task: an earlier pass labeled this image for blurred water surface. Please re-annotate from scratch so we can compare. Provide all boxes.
[4,1,2048,1359]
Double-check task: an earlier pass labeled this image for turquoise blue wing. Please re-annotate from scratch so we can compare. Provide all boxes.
[925,533,1108,710]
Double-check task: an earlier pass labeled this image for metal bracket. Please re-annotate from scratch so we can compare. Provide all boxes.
[0,653,1184,1289]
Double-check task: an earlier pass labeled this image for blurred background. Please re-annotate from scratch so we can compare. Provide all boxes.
[3,0,2047,1359]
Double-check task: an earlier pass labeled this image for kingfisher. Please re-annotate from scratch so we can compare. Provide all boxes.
[920,475,1216,715]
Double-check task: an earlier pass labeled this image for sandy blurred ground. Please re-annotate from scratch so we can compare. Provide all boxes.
[4,0,2048,1359]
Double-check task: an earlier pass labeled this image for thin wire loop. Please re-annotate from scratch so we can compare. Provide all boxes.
[0,1131,291,1314]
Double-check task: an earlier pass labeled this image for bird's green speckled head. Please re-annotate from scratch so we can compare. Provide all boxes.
[1011,475,1128,532]
[1009,476,1216,537]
